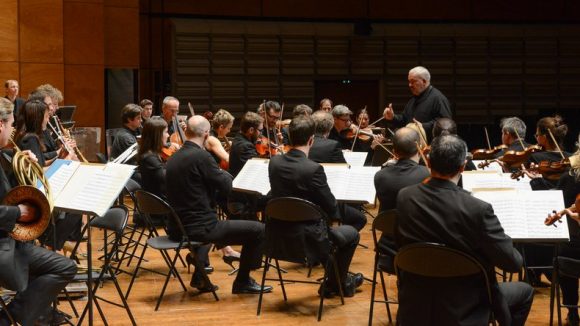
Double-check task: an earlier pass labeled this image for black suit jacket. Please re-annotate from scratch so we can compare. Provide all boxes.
[308,135,347,164]
[0,156,28,291]
[374,159,429,212]
[268,149,338,263]
[395,177,522,325]
[166,141,232,236]
[228,133,257,178]
[138,152,166,201]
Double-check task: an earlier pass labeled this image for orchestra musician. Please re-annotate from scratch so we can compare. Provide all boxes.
[382,66,452,139]
[228,112,266,221]
[111,104,142,165]
[165,115,273,294]
[157,96,183,152]
[309,110,367,231]
[257,100,288,146]
[268,115,364,297]
[497,117,529,157]
[352,109,385,166]
[4,79,24,116]
[395,134,534,326]
[328,104,356,150]
[0,98,77,326]
[432,118,476,171]
[139,98,154,123]
[206,109,234,168]
[529,115,571,166]
[319,98,333,113]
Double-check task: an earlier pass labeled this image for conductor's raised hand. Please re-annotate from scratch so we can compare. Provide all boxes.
[383,103,394,120]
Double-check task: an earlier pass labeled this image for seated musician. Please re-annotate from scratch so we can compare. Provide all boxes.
[206,109,234,168]
[395,134,534,326]
[328,104,355,150]
[528,116,571,188]
[497,117,528,157]
[308,110,367,232]
[318,98,333,113]
[0,98,77,326]
[228,112,266,220]
[157,96,183,152]
[166,115,272,294]
[111,104,142,165]
[352,109,385,165]
[268,115,363,297]
[432,117,477,171]
[139,98,153,123]
[257,100,287,146]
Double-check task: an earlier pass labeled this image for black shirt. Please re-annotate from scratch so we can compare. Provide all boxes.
[138,152,166,201]
[228,133,257,178]
[374,159,430,212]
[111,127,138,164]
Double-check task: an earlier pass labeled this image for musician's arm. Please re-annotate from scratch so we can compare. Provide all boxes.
[0,205,21,232]
[205,136,229,163]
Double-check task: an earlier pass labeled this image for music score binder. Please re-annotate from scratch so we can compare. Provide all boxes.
[43,159,135,217]
[232,158,379,204]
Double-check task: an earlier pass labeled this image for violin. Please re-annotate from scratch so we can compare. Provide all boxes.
[471,145,508,160]
[169,115,186,146]
[511,158,571,181]
[160,146,177,161]
[256,136,289,158]
[344,126,374,142]
[479,145,542,170]
[545,194,580,226]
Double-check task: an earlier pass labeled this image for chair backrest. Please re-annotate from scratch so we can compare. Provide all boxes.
[372,209,397,246]
[134,190,187,239]
[124,178,141,195]
[90,206,129,236]
[395,242,492,303]
[265,197,327,222]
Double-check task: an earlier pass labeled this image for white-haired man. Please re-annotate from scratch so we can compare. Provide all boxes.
[383,66,452,138]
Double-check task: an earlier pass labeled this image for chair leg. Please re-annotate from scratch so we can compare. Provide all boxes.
[331,255,345,305]
[257,257,271,316]
[124,239,149,299]
[368,255,378,326]
[379,270,392,323]
[63,288,79,318]
[275,259,287,301]
[108,267,137,325]
[154,248,183,311]
[0,296,16,326]
[550,265,557,326]
[556,277,563,326]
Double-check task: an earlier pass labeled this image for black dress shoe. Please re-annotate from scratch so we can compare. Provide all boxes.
[232,278,273,294]
[204,266,214,274]
[190,276,219,292]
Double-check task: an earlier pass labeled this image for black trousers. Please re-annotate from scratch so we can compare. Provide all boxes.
[185,220,265,284]
[326,225,360,288]
[558,242,580,311]
[1,243,77,326]
[339,204,367,232]
[40,212,82,250]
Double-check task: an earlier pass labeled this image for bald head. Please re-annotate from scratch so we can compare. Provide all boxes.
[393,127,420,159]
[186,115,210,139]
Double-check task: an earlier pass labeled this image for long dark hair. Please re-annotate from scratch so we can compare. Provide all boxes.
[138,117,167,161]
[14,99,47,151]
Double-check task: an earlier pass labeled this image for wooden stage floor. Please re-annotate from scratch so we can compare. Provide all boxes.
[61,206,557,325]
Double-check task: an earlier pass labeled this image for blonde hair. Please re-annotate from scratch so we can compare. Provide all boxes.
[36,84,63,103]
[212,109,234,130]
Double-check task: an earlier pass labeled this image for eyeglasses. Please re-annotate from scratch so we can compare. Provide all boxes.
[267,113,281,120]
[337,117,351,123]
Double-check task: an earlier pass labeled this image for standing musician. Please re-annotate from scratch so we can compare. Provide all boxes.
[395,134,534,326]
[382,66,452,139]
[166,115,273,294]
[111,104,142,165]
[0,98,77,326]
[308,110,367,232]
[268,116,364,297]
[228,112,265,221]
[4,79,24,117]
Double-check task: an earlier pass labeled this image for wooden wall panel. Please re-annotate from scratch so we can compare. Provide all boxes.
[19,0,63,63]
[64,65,104,127]
[472,0,565,21]
[161,0,261,16]
[0,63,20,85]
[263,0,367,19]
[64,2,104,65]
[369,0,470,20]
[0,0,19,62]
[104,0,138,7]
[20,63,64,97]
[64,0,102,3]
[104,6,139,67]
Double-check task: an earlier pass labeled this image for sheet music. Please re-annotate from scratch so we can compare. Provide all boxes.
[46,160,81,200]
[462,171,531,192]
[473,190,568,241]
[322,165,379,203]
[472,160,503,172]
[342,151,368,167]
[232,158,271,195]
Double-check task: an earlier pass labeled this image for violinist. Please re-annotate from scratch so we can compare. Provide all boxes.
[110,104,142,165]
[497,117,529,157]
[328,104,357,150]
[352,109,386,165]
[433,118,476,171]
[206,109,234,169]
[158,96,183,153]
[529,115,570,164]
[228,112,266,220]
[308,111,367,232]
[319,98,333,113]
[257,100,288,146]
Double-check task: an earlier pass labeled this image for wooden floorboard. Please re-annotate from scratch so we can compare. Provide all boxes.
[60,206,557,325]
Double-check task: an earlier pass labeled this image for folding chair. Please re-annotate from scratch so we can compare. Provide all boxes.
[550,256,580,326]
[368,209,398,325]
[257,197,344,321]
[132,190,218,311]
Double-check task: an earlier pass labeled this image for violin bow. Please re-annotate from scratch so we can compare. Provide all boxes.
[484,127,492,150]
[368,116,384,128]
[387,128,395,136]
[262,100,272,159]
[513,128,526,150]
[413,119,428,147]
[416,141,429,168]
[350,106,366,152]
[188,102,195,117]
[547,129,566,160]
[375,141,396,159]
[275,102,284,148]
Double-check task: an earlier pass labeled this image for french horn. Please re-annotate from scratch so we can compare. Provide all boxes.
[2,139,53,241]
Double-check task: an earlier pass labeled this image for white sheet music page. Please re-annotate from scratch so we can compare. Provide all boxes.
[472,190,568,241]
[462,171,532,192]
[473,160,503,172]
[322,165,379,203]
[342,151,368,167]
[47,160,81,200]
[232,158,271,195]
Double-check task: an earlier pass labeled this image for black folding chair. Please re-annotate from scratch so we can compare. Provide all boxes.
[257,197,344,322]
[550,256,580,326]
[368,209,398,325]
[132,190,218,311]
[0,290,16,326]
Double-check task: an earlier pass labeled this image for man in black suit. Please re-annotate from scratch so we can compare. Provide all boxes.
[309,110,367,231]
[268,116,363,297]
[0,98,77,326]
[227,111,266,220]
[395,134,534,326]
[166,115,272,294]
[497,116,529,157]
